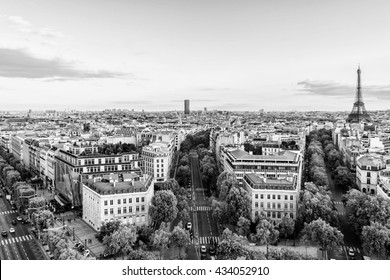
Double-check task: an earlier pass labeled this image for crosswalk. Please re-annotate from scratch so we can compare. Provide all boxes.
[0,210,17,215]
[343,245,361,254]
[0,235,33,246]
[195,236,220,245]
[333,201,343,205]
[337,211,345,215]
[190,206,212,212]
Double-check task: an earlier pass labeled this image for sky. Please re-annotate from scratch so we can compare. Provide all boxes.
[1,0,390,112]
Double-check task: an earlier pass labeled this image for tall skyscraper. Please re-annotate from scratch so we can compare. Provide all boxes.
[347,66,371,123]
[184,100,190,115]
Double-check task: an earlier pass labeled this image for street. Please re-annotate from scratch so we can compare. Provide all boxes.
[0,188,46,260]
[189,152,219,259]
[325,171,362,260]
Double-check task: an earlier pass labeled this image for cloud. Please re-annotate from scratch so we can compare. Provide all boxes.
[1,15,32,28]
[0,48,127,79]
[297,80,390,99]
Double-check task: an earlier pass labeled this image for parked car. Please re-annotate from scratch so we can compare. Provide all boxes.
[9,228,15,234]
[73,242,82,249]
[11,220,17,225]
[347,248,355,259]
[84,249,90,257]
[16,216,23,221]
[1,231,7,237]
[200,245,207,259]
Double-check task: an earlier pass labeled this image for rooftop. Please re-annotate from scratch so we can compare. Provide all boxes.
[229,148,299,161]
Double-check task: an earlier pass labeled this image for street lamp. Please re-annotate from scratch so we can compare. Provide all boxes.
[73,227,75,241]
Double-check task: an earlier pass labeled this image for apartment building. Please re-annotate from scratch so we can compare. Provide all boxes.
[55,143,141,207]
[356,154,387,195]
[82,173,154,231]
[142,142,171,182]
[222,148,303,186]
[243,173,298,222]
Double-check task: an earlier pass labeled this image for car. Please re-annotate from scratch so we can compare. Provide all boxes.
[9,228,15,234]
[186,222,192,231]
[1,231,7,237]
[11,220,17,225]
[0,193,3,197]
[73,242,82,249]
[16,216,23,221]
[347,248,355,259]
[84,249,90,257]
[200,245,207,254]
[78,244,85,252]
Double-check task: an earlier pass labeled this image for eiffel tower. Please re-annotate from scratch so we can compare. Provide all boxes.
[346,66,371,123]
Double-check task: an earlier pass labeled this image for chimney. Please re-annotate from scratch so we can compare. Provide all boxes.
[249,151,253,155]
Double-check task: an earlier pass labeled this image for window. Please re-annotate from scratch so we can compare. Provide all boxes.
[141,197,145,203]
[129,206,132,213]
[136,198,139,203]
[110,208,113,214]
[267,211,271,217]
[290,195,293,200]
[290,213,294,219]
[367,172,371,177]
[118,208,121,214]
[290,203,294,209]
[284,203,288,209]
[277,212,281,219]
[136,206,139,212]
[277,203,281,209]
[367,178,371,184]
[110,200,113,205]
[117,199,121,204]
[285,195,288,200]
[255,194,258,199]
[123,198,126,204]
[260,194,264,199]
[255,202,259,208]
[272,203,275,209]
[123,207,127,214]
[267,194,270,199]
[260,202,264,208]
[272,212,276,218]
[129,198,132,203]
[277,195,281,200]
[272,195,275,200]
[141,205,145,211]
[267,202,270,208]
[104,200,107,206]
[104,209,108,215]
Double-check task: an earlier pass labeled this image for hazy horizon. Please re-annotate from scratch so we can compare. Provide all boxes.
[1,0,390,111]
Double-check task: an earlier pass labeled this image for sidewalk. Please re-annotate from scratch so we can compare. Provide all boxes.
[53,212,105,259]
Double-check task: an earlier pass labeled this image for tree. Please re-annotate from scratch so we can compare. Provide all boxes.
[252,217,279,258]
[170,222,190,258]
[302,218,344,259]
[127,248,159,260]
[216,171,239,200]
[176,165,191,187]
[149,190,178,224]
[29,196,46,209]
[236,216,251,237]
[298,183,338,227]
[216,228,250,260]
[278,216,295,244]
[211,199,228,224]
[103,225,138,258]
[96,220,122,242]
[136,225,154,248]
[151,223,172,260]
[333,166,354,191]
[345,189,390,233]
[361,222,390,259]
[226,186,251,224]
[33,210,54,239]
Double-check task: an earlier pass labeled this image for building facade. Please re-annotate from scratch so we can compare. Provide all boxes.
[356,154,387,195]
[82,173,154,231]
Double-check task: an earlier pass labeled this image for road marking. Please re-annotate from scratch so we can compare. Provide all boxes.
[0,235,33,247]
[197,236,220,245]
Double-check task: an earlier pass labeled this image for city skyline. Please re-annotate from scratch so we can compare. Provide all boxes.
[1,0,390,111]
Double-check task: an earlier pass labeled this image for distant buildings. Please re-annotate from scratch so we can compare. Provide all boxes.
[184,100,190,115]
[142,142,171,183]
